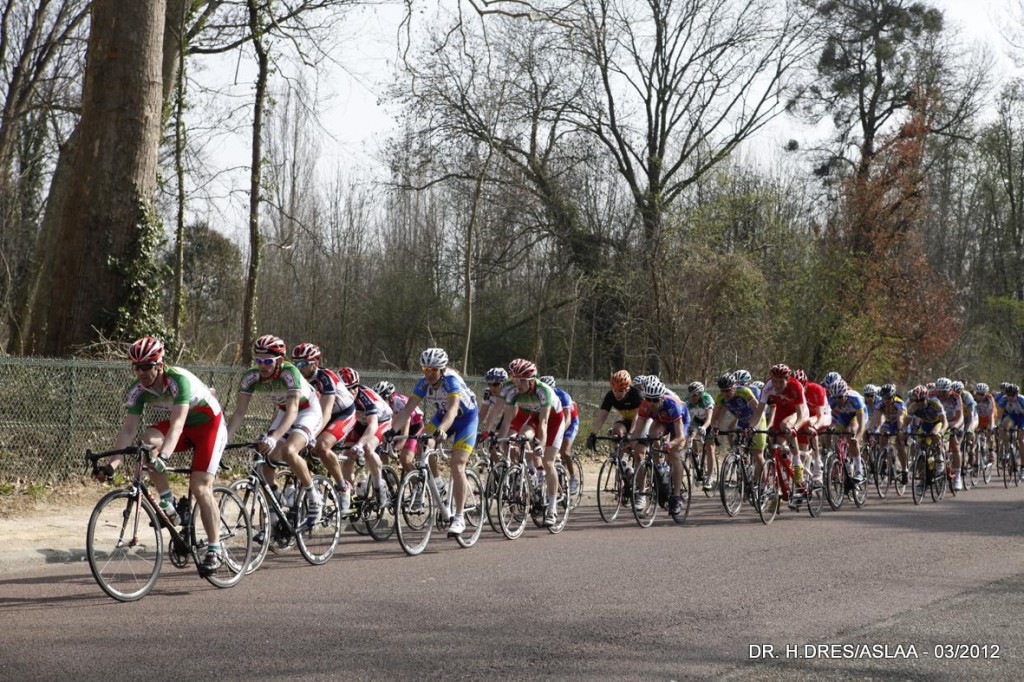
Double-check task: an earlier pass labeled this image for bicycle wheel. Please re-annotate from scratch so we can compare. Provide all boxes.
[806,479,824,518]
[497,465,529,540]
[484,463,506,533]
[295,477,341,565]
[719,453,744,517]
[455,468,486,548]
[671,461,693,524]
[631,461,657,528]
[852,467,867,508]
[824,455,844,511]
[701,449,719,498]
[596,457,623,522]
[569,454,584,510]
[191,485,252,588]
[874,448,892,499]
[756,459,779,525]
[982,445,993,484]
[546,462,571,534]
[396,470,434,556]
[1012,448,1021,488]
[365,467,399,541]
[910,453,926,505]
[930,455,946,502]
[228,479,269,574]
[87,490,163,602]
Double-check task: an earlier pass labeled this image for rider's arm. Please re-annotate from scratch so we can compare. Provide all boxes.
[438,395,462,434]
[114,414,142,450]
[590,408,610,436]
[668,418,686,449]
[225,392,252,440]
[498,402,517,438]
[854,409,867,438]
[483,395,507,433]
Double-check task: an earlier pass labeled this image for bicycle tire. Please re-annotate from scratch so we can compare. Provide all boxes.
[484,463,506,533]
[701,449,719,498]
[87,490,163,602]
[910,452,926,505]
[229,479,269,574]
[631,461,658,528]
[568,454,584,510]
[295,477,341,565]
[719,453,744,517]
[756,459,779,525]
[497,464,529,540]
[596,457,622,522]
[824,455,844,511]
[852,468,867,508]
[365,467,399,541]
[671,461,693,524]
[806,479,824,518]
[192,485,252,588]
[455,468,486,548]
[396,470,434,555]
[981,444,994,484]
[874,448,892,499]
[930,454,946,502]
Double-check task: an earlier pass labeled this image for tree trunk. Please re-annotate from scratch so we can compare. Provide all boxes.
[26,1,166,355]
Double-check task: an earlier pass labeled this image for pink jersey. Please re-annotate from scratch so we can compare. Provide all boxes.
[390,393,423,425]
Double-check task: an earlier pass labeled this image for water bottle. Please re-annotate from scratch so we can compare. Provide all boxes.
[355,474,368,499]
[282,482,296,510]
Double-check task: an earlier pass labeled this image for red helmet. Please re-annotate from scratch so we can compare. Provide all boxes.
[770,363,791,379]
[338,366,360,388]
[291,343,321,362]
[910,385,929,401]
[793,368,807,385]
[610,370,632,391]
[253,334,286,356]
[508,358,537,379]
[128,337,164,364]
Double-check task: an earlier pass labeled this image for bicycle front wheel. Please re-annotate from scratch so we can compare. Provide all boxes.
[756,460,779,525]
[396,470,434,555]
[631,461,657,528]
[455,468,485,548]
[296,477,341,565]
[484,463,505,533]
[824,455,844,511]
[497,465,529,540]
[192,485,252,588]
[570,454,584,510]
[874,449,892,499]
[596,457,622,522]
[365,467,399,541]
[229,479,269,574]
[671,462,693,524]
[87,490,163,602]
[547,462,571,534]
[911,453,927,505]
[719,453,744,517]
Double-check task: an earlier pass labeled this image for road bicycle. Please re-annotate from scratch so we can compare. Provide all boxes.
[682,431,718,498]
[716,430,759,518]
[823,429,867,510]
[909,432,947,505]
[225,442,341,572]
[594,434,638,523]
[755,431,824,524]
[333,441,400,541]
[85,444,251,602]
[494,438,570,539]
[480,434,531,532]
[1000,437,1020,489]
[630,436,691,527]
[872,433,907,498]
[395,434,485,555]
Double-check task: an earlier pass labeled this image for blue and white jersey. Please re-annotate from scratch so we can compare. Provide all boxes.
[996,393,1024,417]
[828,390,867,419]
[412,368,478,418]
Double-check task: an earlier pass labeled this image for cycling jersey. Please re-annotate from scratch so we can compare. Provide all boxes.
[960,391,977,422]
[686,391,715,423]
[599,386,644,421]
[976,393,995,418]
[638,391,689,439]
[878,397,906,423]
[907,397,945,425]
[935,393,963,425]
[351,385,393,424]
[828,390,866,428]
[504,380,563,413]
[239,362,316,411]
[389,393,423,426]
[412,368,478,418]
[759,377,805,418]
[996,393,1024,428]
[126,366,221,426]
[804,382,831,421]
[716,386,759,424]
[308,367,355,418]
[552,387,579,420]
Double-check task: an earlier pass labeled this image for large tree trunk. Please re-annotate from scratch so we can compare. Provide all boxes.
[26,1,166,355]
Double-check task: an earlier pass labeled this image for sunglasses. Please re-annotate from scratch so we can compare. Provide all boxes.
[133,362,158,371]
[254,357,277,366]
[294,360,313,368]
[422,366,441,372]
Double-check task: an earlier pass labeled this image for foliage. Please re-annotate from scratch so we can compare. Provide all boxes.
[109,200,170,344]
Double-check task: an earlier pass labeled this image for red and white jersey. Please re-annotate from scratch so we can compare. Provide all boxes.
[804,382,831,420]
[351,385,393,425]
[758,377,806,415]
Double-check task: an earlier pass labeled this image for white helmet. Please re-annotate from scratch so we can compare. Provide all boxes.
[420,348,448,368]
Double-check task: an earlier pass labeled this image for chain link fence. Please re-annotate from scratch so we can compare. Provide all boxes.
[0,357,633,484]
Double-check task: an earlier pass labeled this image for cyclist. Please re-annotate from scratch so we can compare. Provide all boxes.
[630,377,690,516]
[709,372,767,478]
[585,370,643,451]
[110,337,228,576]
[758,363,809,483]
[226,335,324,529]
[826,379,868,481]
[540,375,581,496]
[479,367,509,433]
[793,369,831,483]
[335,367,394,508]
[932,377,965,491]
[862,384,879,423]
[290,343,356,505]
[870,383,908,483]
[494,359,565,527]
[685,381,717,490]
[995,383,1024,476]
[974,382,997,466]
[374,380,440,500]
[906,383,948,471]
[391,348,479,537]
[954,380,978,480]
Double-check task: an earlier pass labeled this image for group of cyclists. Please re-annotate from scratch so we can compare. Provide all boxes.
[102,333,1024,577]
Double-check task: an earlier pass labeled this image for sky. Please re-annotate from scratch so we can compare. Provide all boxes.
[186,0,1020,234]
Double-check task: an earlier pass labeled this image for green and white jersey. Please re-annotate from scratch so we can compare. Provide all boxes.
[239,361,317,411]
[686,391,715,422]
[125,366,221,426]
[504,380,562,414]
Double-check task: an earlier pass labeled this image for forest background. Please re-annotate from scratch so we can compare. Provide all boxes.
[3,0,1024,388]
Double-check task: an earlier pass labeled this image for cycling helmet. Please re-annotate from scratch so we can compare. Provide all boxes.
[975,382,990,395]
[253,334,286,357]
[950,380,964,394]
[717,373,736,390]
[539,375,556,387]
[750,380,765,392]
[829,379,849,397]
[128,336,164,364]
[373,380,395,400]
[863,383,879,397]
[687,381,705,396]
[643,378,666,400]
[632,375,651,393]
[1008,384,1021,395]
[733,369,752,384]
[910,385,929,401]
[793,368,808,385]
[290,342,321,362]
[926,382,936,390]
[935,377,952,391]
[610,370,632,391]
[508,358,537,379]
[1001,382,1012,393]
[822,371,841,387]
[879,383,897,399]
[338,366,360,388]
[770,363,791,379]
[484,367,508,384]
[420,347,449,368]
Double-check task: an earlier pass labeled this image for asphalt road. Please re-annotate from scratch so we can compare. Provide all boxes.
[2,482,1023,681]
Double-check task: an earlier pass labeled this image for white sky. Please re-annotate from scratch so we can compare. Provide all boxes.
[185,0,1020,232]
